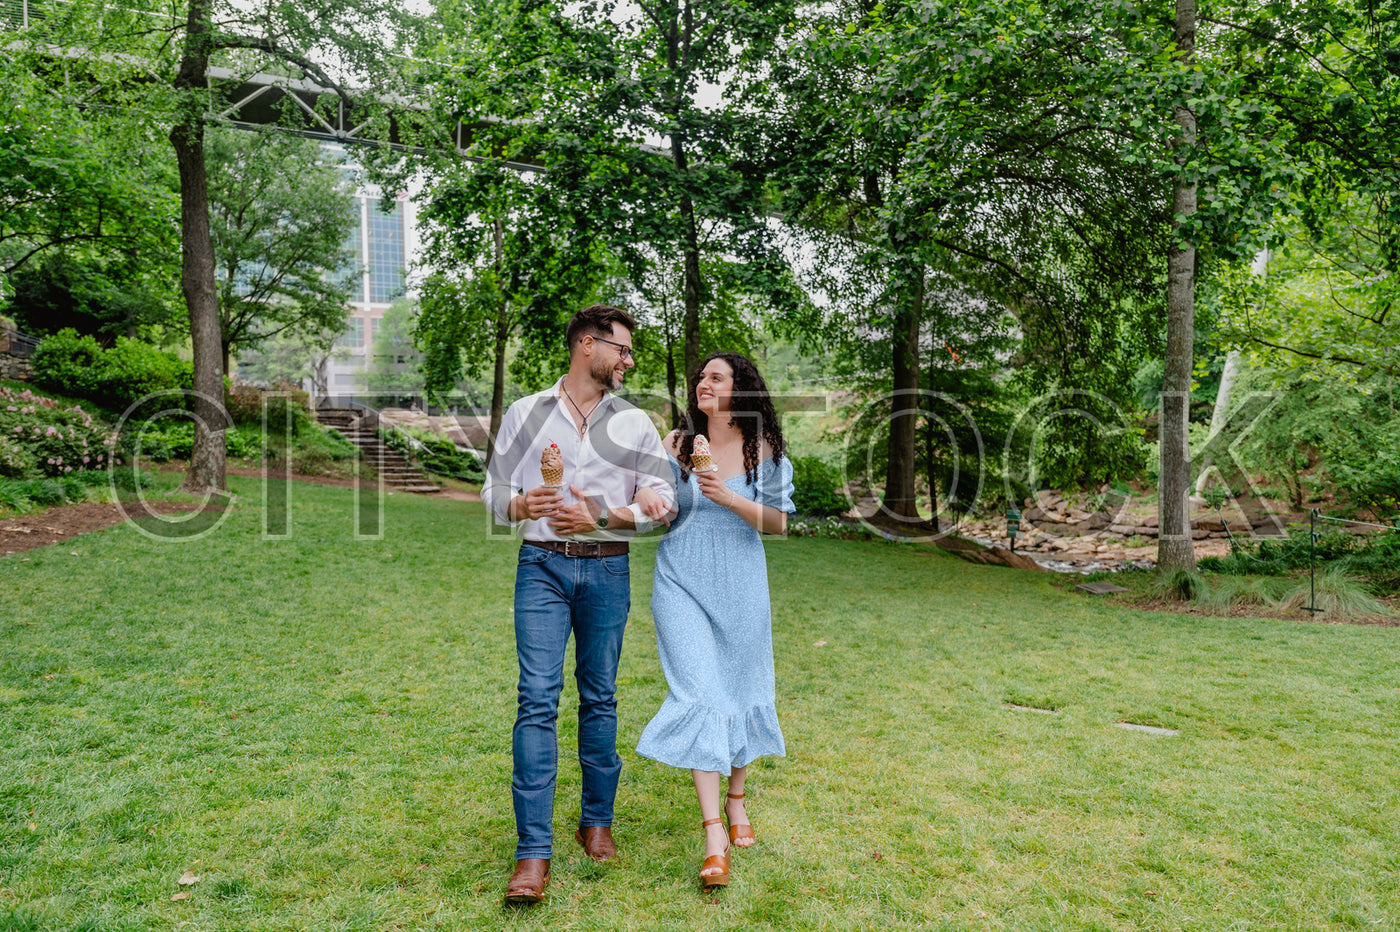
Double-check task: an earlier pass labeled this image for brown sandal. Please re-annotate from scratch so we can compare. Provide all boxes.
[726,791,756,847]
[699,817,730,890]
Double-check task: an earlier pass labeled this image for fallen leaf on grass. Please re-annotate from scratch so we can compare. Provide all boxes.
[178,871,199,886]
[171,892,191,901]
[813,640,827,647]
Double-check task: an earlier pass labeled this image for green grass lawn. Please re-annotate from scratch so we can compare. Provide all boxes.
[2,476,1398,930]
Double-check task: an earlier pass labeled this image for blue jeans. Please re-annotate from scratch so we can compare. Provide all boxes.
[512,544,631,860]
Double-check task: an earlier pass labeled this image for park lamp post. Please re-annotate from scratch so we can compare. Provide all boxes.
[1006,507,1021,553]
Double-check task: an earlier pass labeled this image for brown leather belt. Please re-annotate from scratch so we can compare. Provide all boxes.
[524,539,630,558]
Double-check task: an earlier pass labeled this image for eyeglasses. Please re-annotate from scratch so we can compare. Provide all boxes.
[592,336,633,360]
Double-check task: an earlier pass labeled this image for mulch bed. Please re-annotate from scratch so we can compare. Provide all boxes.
[0,501,208,557]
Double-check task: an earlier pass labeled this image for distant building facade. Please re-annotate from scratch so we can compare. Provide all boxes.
[320,184,420,401]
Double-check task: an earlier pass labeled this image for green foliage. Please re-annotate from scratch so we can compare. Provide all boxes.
[380,426,483,483]
[1153,568,1206,603]
[121,421,264,463]
[205,128,358,362]
[1227,367,1399,512]
[5,251,182,344]
[789,454,849,517]
[224,382,314,438]
[1200,525,1400,592]
[279,424,359,478]
[1272,565,1394,624]
[0,468,110,514]
[366,297,426,397]
[31,329,192,413]
[786,515,877,540]
[0,54,179,285]
[0,384,116,479]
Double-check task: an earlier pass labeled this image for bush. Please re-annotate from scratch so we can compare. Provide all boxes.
[102,338,193,411]
[0,471,108,514]
[31,328,191,413]
[29,329,106,400]
[0,384,118,479]
[226,381,311,427]
[789,454,850,517]
[119,419,268,463]
[381,426,484,483]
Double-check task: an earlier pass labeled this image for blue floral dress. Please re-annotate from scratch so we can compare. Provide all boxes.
[636,455,796,775]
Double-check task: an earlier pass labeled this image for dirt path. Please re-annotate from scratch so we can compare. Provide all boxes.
[2,471,481,558]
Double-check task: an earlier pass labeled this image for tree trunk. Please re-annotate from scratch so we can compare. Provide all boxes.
[666,332,680,430]
[1158,0,1197,573]
[678,197,702,382]
[883,266,923,520]
[486,218,508,469]
[924,326,939,533]
[172,0,226,494]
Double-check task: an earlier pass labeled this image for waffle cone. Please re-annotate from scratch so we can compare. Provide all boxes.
[540,467,564,487]
[690,454,715,473]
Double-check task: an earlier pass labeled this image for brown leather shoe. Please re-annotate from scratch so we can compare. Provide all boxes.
[504,858,550,905]
[574,825,618,862]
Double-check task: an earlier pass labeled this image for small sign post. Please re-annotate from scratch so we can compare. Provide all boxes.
[1006,508,1021,553]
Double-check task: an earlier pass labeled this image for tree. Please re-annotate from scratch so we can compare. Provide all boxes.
[14,0,415,491]
[417,0,800,383]
[0,55,180,327]
[206,128,358,376]
[366,296,426,397]
[414,165,612,457]
[771,0,1171,523]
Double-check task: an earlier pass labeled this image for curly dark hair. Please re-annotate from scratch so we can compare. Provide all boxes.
[677,352,785,485]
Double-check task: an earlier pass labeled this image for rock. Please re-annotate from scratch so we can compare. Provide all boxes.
[1108,524,1135,536]
[985,547,1043,571]
[1191,528,1210,540]
[1084,513,1113,530]
[1143,516,1160,528]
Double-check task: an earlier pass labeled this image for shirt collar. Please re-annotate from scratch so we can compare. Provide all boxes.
[549,376,613,415]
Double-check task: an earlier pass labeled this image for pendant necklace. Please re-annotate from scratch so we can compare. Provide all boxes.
[561,384,602,437]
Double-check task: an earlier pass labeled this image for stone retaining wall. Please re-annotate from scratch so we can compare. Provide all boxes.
[0,327,35,382]
[956,488,1296,556]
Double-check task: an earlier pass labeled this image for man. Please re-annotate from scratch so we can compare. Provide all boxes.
[482,304,675,905]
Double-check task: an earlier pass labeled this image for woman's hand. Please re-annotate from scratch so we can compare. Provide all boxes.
[634,486,675,523]
[694,469,733,509]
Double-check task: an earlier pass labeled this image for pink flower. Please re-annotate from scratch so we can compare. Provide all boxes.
[64,466,72,473]
[46,458,54,465]
[45,426,57,436]
[4,405,14,411]
[83,456,90,463]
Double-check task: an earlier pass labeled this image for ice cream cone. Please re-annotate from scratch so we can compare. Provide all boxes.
[541,442,564,488]
[691,434,717,472]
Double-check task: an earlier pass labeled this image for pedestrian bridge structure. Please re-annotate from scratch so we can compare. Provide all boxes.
[2,0,545,170]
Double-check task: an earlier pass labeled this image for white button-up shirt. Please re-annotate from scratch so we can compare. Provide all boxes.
[482,378,676,541]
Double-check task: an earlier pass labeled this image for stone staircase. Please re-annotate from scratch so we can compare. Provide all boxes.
[313,406,442,494]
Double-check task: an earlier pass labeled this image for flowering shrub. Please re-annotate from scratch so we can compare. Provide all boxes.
[787,516,878,541]
[0,385,118,479]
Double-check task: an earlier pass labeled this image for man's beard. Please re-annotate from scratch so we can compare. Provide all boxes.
[591,356,623,391]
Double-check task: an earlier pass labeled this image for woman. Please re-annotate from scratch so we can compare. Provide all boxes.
[635,352,795,891]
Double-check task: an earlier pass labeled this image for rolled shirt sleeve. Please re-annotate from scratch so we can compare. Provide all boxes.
[481,401,525,525]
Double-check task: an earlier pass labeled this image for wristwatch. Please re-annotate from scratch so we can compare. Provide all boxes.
[596,509,610,530]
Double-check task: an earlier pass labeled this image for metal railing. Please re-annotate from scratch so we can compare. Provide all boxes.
[0,327,40,358]
[1304,509,1400,615]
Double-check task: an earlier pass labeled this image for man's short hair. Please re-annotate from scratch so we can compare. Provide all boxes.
[566,304,636,349]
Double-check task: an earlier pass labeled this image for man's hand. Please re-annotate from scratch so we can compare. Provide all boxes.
[522,486,564,520]
[549,484,603,536]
